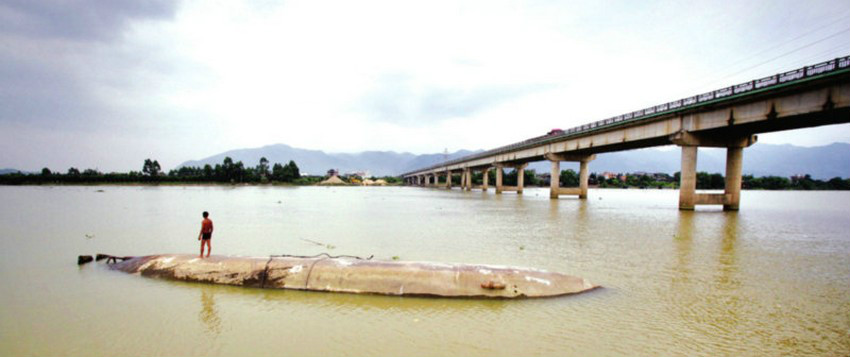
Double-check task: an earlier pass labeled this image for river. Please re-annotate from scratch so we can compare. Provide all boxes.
[0,185,847,356]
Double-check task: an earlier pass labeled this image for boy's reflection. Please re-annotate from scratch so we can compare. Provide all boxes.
[200,289,221,335]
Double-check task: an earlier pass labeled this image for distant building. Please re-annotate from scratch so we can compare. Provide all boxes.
[327,169,338,177]
[536,172,551,185]
[600,172,618,180]
[345,170,369,178]
[652,173,674,182]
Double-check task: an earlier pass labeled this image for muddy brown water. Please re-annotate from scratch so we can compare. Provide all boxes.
[0,186,848,356]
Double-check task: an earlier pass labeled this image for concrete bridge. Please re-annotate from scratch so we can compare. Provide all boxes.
[402,56,850,210]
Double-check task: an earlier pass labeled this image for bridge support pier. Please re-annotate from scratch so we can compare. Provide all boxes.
[724,147,744,211]
[495,165,503,194]
[672,132,756,211]
[545,153,596,199]
[482,169,489,191]
[464,168,472,191]
[678,146,698,209]
[517,163,527,194]
[445,170,451,189]
[494,164,526,194]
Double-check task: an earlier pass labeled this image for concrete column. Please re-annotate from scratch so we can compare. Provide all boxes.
[459,170,465,190]
[445,170,451,189]
[495,166,503,194]
[724,147,743,211]
[679,146,698,210]
[550,160,560,199]
[579,160,589,199]
[482,169,489,191]
[465,168,472,191]
[517,164,526,195]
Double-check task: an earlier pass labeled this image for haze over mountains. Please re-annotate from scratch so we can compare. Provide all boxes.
[178,143,850,179]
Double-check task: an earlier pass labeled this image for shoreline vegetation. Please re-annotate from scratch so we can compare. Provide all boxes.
[1,157,848,190]
[0,157,402,186]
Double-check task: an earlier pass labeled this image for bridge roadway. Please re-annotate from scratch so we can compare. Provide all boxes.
[402,56,850,210]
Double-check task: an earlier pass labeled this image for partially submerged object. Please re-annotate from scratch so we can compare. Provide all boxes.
[95,254,599,298]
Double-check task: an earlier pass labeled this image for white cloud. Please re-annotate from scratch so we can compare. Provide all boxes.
[1,0,849,171]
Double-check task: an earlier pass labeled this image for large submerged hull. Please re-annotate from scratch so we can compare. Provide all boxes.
[108,254,598,298]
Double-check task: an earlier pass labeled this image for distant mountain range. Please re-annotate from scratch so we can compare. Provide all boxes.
[178,144,481,177]
[178,142,850,179]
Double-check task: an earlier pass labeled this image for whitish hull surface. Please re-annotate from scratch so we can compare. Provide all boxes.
[109,254,598,298]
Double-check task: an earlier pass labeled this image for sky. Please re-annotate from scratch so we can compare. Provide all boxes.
[1,0,849,172]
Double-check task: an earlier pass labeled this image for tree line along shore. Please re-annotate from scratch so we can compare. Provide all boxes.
[0,157,400,185]
[1,157,849,190]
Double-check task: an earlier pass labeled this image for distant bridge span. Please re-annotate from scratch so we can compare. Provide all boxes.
[402,56,850,210]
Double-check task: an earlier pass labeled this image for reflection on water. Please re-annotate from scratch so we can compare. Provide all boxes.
[0,186,848,356]
[672,212,747,354]
[673,210,695,283]
[199,289,221,336]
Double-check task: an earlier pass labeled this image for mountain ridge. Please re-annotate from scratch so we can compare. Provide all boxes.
[178,142,850,179]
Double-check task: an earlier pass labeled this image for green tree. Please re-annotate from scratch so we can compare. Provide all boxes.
[67,167,80,176]
[272,163,284,181]
[257,157,269,180]
[524,169,538,186]
[761,176,791,190]
[827,177,850,190]
[502,169,517,185]
[41,168,51,176]
[142,159,161,176]
[709,173,725,189]
[222,157,234,181]
[280,160,301,182]
[233,161,245,182]
[214,164,224,181]
[560,169,579,187]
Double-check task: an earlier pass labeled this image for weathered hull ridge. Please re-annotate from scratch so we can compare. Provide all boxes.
[108,254,598,298]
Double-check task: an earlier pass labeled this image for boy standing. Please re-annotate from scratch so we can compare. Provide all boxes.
[198,211,213,258]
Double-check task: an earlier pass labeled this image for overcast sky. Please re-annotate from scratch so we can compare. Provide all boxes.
[1,0,849,172]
